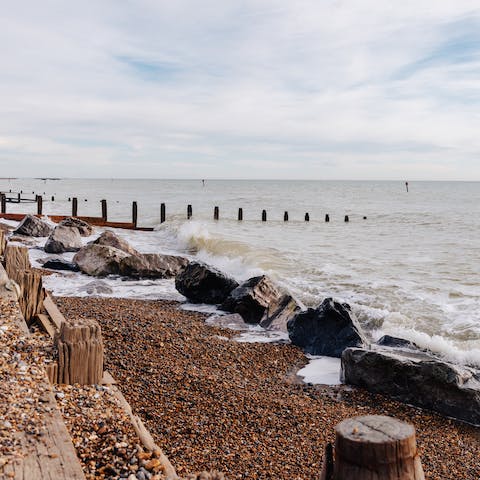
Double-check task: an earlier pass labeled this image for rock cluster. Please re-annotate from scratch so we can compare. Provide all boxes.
[44,225,83,253]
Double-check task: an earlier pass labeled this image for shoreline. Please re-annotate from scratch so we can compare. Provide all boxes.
[56,295,480,480]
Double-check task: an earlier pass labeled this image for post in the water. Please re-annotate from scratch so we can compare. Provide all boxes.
[405,181,409,192]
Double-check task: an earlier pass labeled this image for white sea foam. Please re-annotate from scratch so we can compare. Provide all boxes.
[297,356,342,386]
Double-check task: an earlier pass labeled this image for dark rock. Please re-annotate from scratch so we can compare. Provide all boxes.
[175,262,238,304]
[376,335,418,349]
[13,215,52,237]
[91,230,139,255]
[58,217,93,237]
[73,244,130,276]
[341,346,480,426]
[221,275,300,330]
[42,258,80,272]
[119,253,188,279]
[44,226,83,253]
[287,298,367,357]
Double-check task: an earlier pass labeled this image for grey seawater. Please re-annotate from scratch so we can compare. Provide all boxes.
[2,178,479,366]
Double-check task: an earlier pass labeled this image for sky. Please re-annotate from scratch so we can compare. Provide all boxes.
[1,1,480,180]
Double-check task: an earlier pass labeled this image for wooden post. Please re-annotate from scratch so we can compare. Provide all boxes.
[101,199,107,221]
[132,201,138,228]
[332,415,425,480]
[4,244,31,281]
[214,206,219,220]
[1,193,6,213]
[262,210,267,221]
[160,203,166,223]
[305,213,310,222]
[187,204,192,220]
[405,181,409,192]
[72,197,78,216]
[36,195,43,215]
[0,231,5,256]
[344,215,349,222]
[325,214,330,222]
[238,208,243,221]
[56,319,104,385]
[284,211,289,222]
[17,193,21,202]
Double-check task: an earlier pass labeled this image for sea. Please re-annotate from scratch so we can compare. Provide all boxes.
[1,178,479,374]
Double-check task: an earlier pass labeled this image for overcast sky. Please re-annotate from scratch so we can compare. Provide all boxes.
[1,1,479,180]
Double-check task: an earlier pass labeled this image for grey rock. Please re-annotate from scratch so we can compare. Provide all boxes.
[44,226,82,253]
[221,275,300,330]
[42,258,80,272]
[119,253,188,279]
[175,262,238,304]
[341,346,480,425]
[58,217,93,236]
[13,215,52,237]
[79,280,113,295]
[91,230,139,255]
[376,335,418,349]
[73,244,130,276]
[287,297,367,357]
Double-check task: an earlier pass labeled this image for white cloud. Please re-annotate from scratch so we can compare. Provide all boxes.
[0,1,479,179]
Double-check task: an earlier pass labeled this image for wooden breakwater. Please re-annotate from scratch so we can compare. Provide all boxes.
[1,192,365,229]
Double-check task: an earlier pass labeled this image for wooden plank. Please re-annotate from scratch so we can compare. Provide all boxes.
[37,313,57,338]
[43,295,66,330]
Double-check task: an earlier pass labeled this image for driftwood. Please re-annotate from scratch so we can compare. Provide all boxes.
[331,415,425,480]
[56,319,104,385]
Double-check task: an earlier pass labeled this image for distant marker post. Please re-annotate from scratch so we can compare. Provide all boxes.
[405,181,409,192]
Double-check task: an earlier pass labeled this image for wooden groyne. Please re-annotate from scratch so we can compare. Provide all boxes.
[1,192,365,228]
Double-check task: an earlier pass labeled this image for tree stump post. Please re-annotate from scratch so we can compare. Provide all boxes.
[56,319,104,385]
[331,415,425,480]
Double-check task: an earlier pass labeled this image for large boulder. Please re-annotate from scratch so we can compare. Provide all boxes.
[14,215,52,237]
[221,275,300,329]
[341,346,480,425]
[42,258,80,272]
[91,230,139,256]
[287,298,367,357]
[44,226,83,253]
[73,244,130,277]
[175,262,239,304]
[259,294,301,332]
[119,253,188,279]
[58,217,93,237]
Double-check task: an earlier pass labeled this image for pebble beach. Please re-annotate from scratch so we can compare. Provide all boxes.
[55,296,480,480]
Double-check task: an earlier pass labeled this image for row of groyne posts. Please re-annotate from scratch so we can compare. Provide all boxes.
[0,192,365,226]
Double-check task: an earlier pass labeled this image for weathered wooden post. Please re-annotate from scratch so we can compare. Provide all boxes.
[17,193,21,202]
[323,415,425,480]
[305,213,310,222]
[0,231,6,256]
[101,199,107,221]
[56,319,104,385]
[238,208,243,221]
[262,210,267,221]
[160,203,166,223]
[325,214,330,222]
[51,195,55,202]
[132,201,138,228]
[72,197,78,217]
[214,206,219,220]
[187,204,192,220]
[36,195,43,215]
[344,215,349,222]
[1,193,6,213]
[284,211,289,222]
